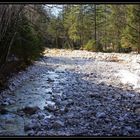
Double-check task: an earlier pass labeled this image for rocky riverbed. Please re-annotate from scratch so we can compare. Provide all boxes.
[0,49,140,136]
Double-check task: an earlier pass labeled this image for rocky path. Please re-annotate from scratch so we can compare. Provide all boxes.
[0,49,140,136]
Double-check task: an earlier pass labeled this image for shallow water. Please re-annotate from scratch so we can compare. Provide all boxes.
[0,69,61,135]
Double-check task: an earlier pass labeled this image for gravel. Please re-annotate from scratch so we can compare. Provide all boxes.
[0,49,140,136]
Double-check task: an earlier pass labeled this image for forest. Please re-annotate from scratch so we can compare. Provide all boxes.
[0,4,140,74]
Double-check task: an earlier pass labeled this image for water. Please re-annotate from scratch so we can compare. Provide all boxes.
[0,69,60,135]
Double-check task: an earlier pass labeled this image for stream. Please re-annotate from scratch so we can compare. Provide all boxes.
[0,49,140,136]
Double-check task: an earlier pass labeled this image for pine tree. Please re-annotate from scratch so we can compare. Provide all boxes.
[125,5,140,53]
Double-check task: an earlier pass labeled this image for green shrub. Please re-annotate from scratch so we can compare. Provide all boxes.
[121,36,131,49]
[83,40,96,51]
[11,16,44,64]
[83,40,103,52]
[120,36,132,53]
[103,49,113,53]
[96,42,103,52]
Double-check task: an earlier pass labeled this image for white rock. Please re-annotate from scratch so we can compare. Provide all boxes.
[115,70,140,89]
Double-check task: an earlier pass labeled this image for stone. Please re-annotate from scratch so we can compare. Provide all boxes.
[27,130,35,136]
[1,49,140,136]
[44,104,57,112]
[47,91,52,94]
[124,126,133,133]
[118,116,124,121]
[0,113,25,135]
[134,107,140,114]
[125,92,135,98]
[47,78,54,83]
[135,100,140,104]
[89,92,101,98]
[1,101,9,105]
[24,121,40,131]
[37,112,45,120]
[96,112,106,118]
[8,99,15,105]
[0,106,9,114]
[52,120,65,128]
[21,106,40,115]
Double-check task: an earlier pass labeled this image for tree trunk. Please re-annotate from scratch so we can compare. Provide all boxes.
[94,4,97,49]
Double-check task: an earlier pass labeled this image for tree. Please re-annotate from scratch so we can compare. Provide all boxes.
[107,5,127,52]
[0,5,24,69]
[123,5,140,53]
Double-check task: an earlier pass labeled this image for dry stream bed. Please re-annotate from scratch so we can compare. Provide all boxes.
[0,49,140,136]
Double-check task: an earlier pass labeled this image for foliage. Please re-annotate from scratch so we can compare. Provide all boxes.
[2,4,140,71]
[83,40,103,52]
[83,40,96,51]
[45,4,137,53]
[120,36,131,49]
[11,14,45,64]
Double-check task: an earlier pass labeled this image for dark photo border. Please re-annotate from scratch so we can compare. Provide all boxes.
[0,0,140,139]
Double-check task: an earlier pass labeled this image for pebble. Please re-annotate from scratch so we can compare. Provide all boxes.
[21,106,40,115]
[44,104,57,112]
[96,112,106,118]
[124,126,133,132]
[52,120,65,128]
[1,49,140,136]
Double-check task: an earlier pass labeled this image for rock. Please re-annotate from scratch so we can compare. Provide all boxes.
[36,131,46,136]
[0,113,25,135]
[41,85,47,88]
[1,101,9,105]
[8,99,15,105]
[24,123,39,131]
[1,49,140,136]
[96,112,106,118]
[104,118,111,123]
[100,82,105,86]
[125,92,135,98]
[52,120,65,128]
[89,92,101,98]
[47,91,52,94]
[118,116,124,121]
[134,107,140,114]
[24,120,40,131]
[37,112,45,120]
[91,87,100,92]
[114,94,121,100]
[65,99,74,107]
[27,130,35,136]
[55,98,62,105]
[44,104,57,112]
[21,106,40,115]
[0,108,9,115]
[59,107,67,114]
[30,114,39,119]
[124,126,134,133]
[47,78,54,83]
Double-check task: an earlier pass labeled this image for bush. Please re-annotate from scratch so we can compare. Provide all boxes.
[120,36,132,53]
[11,16,44,64]
[121,36,130,49]
[103,49,113,53]
[83,40,96,51]
[83,40,103,52]
[96,42,103,52]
